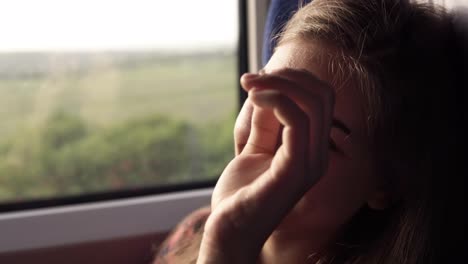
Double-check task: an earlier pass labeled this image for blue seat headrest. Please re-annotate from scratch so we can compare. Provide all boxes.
[262,0,312,67]
[451,7,468,121]
[452,8,468,76]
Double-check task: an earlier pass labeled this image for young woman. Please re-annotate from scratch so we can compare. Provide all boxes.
[153,0,464,263]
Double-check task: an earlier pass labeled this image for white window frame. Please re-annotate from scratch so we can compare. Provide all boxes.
[0,188,212,252]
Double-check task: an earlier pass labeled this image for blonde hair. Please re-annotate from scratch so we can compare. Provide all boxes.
[276,0,461,263]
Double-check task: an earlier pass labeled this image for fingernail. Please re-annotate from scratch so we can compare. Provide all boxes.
[249,89,281,106]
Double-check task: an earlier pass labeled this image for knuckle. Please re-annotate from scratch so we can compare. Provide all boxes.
[230,192,254,229]
[251,122,278,139]
[234,123,249,139]
[245,141,271,153]
[205,191,253,242]
[203,212,230,247]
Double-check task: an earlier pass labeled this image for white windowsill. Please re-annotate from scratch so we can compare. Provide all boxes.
[0,188,212,253]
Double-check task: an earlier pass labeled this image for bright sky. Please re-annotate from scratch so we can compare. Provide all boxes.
[0,0,238,52]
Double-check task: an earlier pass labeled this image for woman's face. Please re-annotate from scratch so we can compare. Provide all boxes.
[262,41,381,242]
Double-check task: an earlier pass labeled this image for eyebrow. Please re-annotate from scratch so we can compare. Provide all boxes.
[332,119,351,135]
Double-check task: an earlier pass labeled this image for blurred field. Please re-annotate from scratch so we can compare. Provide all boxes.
[0,51,237,202]
[0,51,237,136]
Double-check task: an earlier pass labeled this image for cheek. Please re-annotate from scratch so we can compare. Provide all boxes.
[292,155,375,230]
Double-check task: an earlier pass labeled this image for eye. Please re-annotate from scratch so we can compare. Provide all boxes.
[328,138,339,152]
[328,138,345,155]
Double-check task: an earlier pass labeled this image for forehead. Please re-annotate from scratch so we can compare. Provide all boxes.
[264,41,369,149]
[264,41,331,80]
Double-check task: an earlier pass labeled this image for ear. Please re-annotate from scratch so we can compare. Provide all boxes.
[366,190,392,210]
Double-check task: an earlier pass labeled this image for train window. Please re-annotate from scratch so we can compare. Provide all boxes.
[0,0,239,209]
[422,0,468,8]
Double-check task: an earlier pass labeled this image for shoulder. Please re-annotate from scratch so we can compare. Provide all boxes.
[152,206,211,264]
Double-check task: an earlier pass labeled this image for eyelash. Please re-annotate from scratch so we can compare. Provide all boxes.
[328,138,340,153]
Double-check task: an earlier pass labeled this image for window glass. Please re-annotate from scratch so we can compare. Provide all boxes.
[0,0,238,203]
[413,0,468,8]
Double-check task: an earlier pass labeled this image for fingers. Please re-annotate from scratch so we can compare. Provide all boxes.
[273,69,335,160]
[239,73,281,156]
[234,99,253,155]
[248,88,324,189]
[250,91,310,224]
[242,69,335,174]
[198,70,334,263]
[241,69,334,124]
[241,106,281,155]
[249,89,309,161]
[201,91,312,263]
